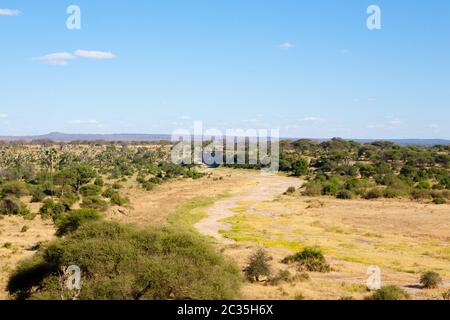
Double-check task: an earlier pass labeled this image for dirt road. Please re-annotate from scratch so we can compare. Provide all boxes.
[194,173,303,244]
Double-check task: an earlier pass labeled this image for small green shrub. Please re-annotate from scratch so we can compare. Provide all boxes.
[80,196,108,212]
[0,181,29,198]
[268,270,292,286]
[420,271,442,289]
[30,187,46,203]
[303,182,322,196]
[285,186,296,195]
[336,190,354,200]
[433,197,446,205]
[0,196,30,217]
[79,184,102,197]
[3,242,13,249]
[39,199,66,221]
[21,225,29,233]
[282,247,330,273]
[364,188,383,200]
[366,285,410,300]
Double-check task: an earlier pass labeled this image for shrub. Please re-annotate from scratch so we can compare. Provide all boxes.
[443,289,450,300]
[303,182,322,196]
[411,189,431,200]
[110,192,129,206]
[420,271,442,289]
[383,188,403,199]
[433,197,446,205]
[322,181,339,196]
[80,196,108,212]
[3,242,12,249]
[94,178,104,187]
[112,182,123,190]
[267,270,292,286]
[364,188,383,200]
[58,187,79,208]
[79,184,102,197]
[243,248,272,282]
[285,186,296,195]
[21,225,29,233]
[0,181,29,198]
[30,187,46,203]
[282,247,330,273]
[417,181,431,190]
[8,222,241,300]
[336,190,354,200]
[366,285,410,300]
[0,196,30,217]
[39,199,66,221]
[55,209,101,236]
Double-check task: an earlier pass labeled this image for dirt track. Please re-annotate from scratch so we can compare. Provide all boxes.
[194,174,303,243]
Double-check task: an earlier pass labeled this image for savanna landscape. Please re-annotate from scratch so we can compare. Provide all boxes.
[1,138,449,300]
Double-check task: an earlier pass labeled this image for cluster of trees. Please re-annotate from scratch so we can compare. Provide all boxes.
[0,143,206,219]
[226,138,450,204]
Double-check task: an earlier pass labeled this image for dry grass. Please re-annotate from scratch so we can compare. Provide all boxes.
[219,194,450,300]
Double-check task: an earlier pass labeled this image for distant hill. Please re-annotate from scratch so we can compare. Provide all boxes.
[0,132,172,142]
[0,132,448,146]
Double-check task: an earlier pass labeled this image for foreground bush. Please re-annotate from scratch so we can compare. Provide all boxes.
[8,222,241,300]
[282,247,330,273]
[420,271,442,289]
[366,285,410,300]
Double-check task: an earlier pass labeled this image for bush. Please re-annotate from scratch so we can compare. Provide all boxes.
[79,184,102,197]
[417,181,431,190]
[336,190,354,200]
[8,222,241,300]
[411,189,431,200]
[80,196,108,212]
[267,270,292,286]
[243,248,272,282]
[30,187,46,203]
[39,199,66,221]
[303,182,322,196]
[55,209,101,236]
[0,181,29,198]
[433,197,446,205]
[366,285,410,300]
[364,188,383,200]
[0,196,30,217]
[420,271,442,289]
[94,178,104,187]
[285,186,296,195]
[110,192,129,206]
[282,247,330,273]
[443,289,450,300]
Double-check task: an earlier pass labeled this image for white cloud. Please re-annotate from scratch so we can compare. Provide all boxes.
[34,50,116,65]
[0,113,8,119]
[301,117,322,122]
[68,119,99,125]
[0,9,21,16]
[367,124,385,129]
[74,50,116,60]
[33,52,75,65]
[388,118,402,125]
[430,124,440,130]
[279,42,295,49]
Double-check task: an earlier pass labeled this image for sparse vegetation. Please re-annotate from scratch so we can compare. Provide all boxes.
[366,285,410,300]
[420,271,442,289]
[243,248,272,282]
[282,247,331,273]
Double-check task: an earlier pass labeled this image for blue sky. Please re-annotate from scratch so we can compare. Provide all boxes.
[1,0,449,139]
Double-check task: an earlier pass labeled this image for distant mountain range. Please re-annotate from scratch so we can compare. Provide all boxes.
[0,132,448,146]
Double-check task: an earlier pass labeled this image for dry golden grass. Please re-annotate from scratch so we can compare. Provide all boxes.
[218,194,450,300]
